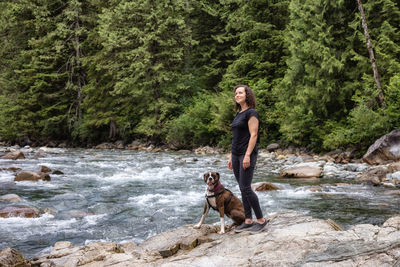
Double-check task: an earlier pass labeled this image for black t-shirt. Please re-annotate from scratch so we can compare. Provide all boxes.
[231,108,259,156]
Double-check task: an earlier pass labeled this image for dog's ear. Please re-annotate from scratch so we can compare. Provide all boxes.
[203,173,208,182]
[215,172,220,180]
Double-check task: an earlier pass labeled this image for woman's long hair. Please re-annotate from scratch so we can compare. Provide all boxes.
[233,84,257,112]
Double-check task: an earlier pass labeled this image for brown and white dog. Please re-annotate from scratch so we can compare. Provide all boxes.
[193,172,245,234]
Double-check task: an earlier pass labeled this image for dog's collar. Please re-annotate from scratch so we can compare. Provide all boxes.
[209,182,222,192]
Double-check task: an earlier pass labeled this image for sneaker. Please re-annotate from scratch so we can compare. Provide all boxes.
[234,222,255,233]
[249,220,267,233]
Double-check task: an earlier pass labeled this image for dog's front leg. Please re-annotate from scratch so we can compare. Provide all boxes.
[193,202,210,229]
[218,206,225,234]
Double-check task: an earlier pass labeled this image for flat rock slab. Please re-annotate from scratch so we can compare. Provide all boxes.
[280,166,322,178]
[139,224,219,258]
[18,212,400,267]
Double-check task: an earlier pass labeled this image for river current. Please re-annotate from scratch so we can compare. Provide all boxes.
[0,148,399,258]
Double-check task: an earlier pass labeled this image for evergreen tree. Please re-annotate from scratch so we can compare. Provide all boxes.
[0,0,95,143]
[277,0,357,149]
[0,1,36,142]
[85,0,196,143]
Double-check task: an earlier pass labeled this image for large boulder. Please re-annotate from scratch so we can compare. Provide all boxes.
[0,206,39,218]
[0,248,29,267]
[363,129,400,165]
[280,166,322,178]
[1,150,25,160]
[14,171,51,182]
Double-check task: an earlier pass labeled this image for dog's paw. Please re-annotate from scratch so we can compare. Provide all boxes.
[193,224,201,229]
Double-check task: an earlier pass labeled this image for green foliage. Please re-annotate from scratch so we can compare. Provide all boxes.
[0,0,399,152]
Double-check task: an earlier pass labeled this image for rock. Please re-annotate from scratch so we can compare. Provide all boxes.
[0,206,39,218]
[356,167,388,185]
[26,212,400,266]
[280,166,322,178]
[266,143,280,152]
[52,170,64,175]
[1,150,25,160]
[0,167,21,172]
[251,182,280,191]
[363,129,400,164]
[139,224,218,258]
[0,194,23,202]
[95,142,116,149]
[308,186,323,192]
[14,171,51,182]
[40,165,52,173]
[0,248,29,267]
[388,162,400,173]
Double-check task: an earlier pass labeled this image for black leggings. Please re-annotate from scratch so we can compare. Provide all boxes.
[231,152,263,219]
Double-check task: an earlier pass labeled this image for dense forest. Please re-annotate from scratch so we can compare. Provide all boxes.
[0,0,399,153]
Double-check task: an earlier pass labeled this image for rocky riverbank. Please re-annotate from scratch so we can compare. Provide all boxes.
[2,212,399,266]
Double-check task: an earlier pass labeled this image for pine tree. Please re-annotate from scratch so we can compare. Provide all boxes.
[86,0,196,143]
[277,0,357,148]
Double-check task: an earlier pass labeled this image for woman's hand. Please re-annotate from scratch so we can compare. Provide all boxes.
[228,157,233,170]
[243,155,250,169]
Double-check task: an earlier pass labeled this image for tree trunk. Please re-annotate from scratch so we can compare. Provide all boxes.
[356,0,384,106]
[75,17,83,121]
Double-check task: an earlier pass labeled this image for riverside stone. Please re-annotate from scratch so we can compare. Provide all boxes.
[40,165,52,173]
[14,170,51,182]
[1,150,25,160]
[24,212,400,266]
[0,206,39,218]
[0,193,23,202]
[251,182,280,191]
[356,167,388,185]
[280,166,322,178]
[363,129,400,165]
[0,248,29,267]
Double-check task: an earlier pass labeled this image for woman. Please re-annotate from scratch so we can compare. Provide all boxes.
[228,84,266,233]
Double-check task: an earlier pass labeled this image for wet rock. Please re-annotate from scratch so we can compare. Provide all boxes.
[308,186,323,192]
[1,150,25,160]
[52,170,64,175]
[0,194,23,203]
[14,170,51,182]
[356,167,388,185]
[363,129,400,165]
[0,167,21,172]
[0,206,39,218]
[194,146,224,154]
[251,182,280,191]
[388,162,400,173]
[40,165,52,173]
[280,166,322,178]
[0,248,29,267]
[95,142,116,149]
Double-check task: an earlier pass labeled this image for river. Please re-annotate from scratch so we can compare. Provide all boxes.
[0,148,399,258]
